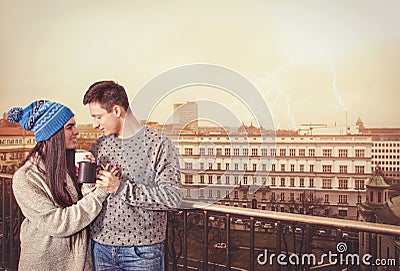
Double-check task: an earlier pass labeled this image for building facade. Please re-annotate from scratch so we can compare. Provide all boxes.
[171,124,372,220]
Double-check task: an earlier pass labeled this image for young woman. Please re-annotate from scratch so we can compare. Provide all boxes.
[8,100,120,271]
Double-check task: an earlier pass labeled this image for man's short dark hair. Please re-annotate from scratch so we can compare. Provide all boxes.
[83,80,129,112]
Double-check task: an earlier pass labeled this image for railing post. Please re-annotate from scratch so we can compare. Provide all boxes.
[226,213,231,270]
[183,209,188,271]
[250,217,255,271]
[304,224,311,271]
[275,221,282,271]
[203,210,208,271]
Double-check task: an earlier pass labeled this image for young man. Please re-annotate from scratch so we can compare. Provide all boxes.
[83,80,182,271]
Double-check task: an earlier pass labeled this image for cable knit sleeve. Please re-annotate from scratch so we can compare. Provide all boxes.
[12,165,109,238]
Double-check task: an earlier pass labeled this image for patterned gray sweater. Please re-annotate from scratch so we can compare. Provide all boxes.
[90,126,182,246]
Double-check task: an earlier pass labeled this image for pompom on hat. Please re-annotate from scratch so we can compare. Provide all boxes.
[7,100,74,142]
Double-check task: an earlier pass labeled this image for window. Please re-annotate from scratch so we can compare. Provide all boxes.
[243,176,248,185]
[233,148,240,156]
[338,195,348,204]
[309,149,315,156]
[280,149,286,156]
[184,175,193,184]
[272,164,276,171]
[208,175,213,184]
[243,149,248,156]
[280,177,286,187]
[299,149,305,156]
[252,148,258,156]
[338,209,348,217]
[262,164,267,171]
[234,191,239,199]
[270,148,276,156]
[225,176,230,184]
[217,163,221,170]
[185,162,193,169]
[261,148,268,156]
[309,178,314,187]
[252,164,257,171]
[323,149,332,157]
[355,179,365,190]
[324,194,329,203]
[290,178,295,187]
[299,165,304,172]
[200,175,205,184]
[339,179,348,189]
[289,149,296,156]
[339,165,348,173]
[216,148,222,155]
[339,149,348,157]
[271,177,276,186]
[290,193,295,201]
[322,179,332,189]
[271,192,276,201]
[280,164,285,172]
[355,166,365,174]
[207,148,214,155]
[184,148,193,155]
[234,163,239,170]
[280,192,285,201]
[355,149,365,158]
[234,176,239,185]
[290,164,295,172]
[225,163,230,170]
[208,163,213,170]
[299,178,304,187]
[224,148,231,156]
[322,165,332,172]
[310,165,314,172]
[243,164,248,171]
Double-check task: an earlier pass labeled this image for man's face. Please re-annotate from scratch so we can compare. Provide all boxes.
[88,102,122,136]
[64,117,79,149]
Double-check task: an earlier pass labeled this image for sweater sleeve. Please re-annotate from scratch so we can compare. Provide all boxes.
[121,137,183,210]
[12,168,109,238]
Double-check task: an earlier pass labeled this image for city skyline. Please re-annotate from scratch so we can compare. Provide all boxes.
[1,1,400,129]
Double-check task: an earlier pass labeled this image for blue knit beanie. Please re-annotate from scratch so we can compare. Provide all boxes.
[7,100,74,142]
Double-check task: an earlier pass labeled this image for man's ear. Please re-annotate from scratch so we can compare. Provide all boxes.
[113,105,122,118]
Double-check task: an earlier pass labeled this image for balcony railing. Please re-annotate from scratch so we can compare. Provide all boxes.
[2,173,400,271]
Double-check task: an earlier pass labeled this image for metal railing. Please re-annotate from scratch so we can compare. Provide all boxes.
[1,174,23,271]
[2,173,400,271]
[165,201,400,271]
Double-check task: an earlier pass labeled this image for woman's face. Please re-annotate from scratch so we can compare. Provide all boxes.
[64,117,79,149]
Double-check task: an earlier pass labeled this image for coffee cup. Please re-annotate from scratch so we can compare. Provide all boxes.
[77,161,97,183]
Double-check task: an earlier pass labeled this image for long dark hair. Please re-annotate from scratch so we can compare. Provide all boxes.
[21,128,84,248]
[22,128,81,206]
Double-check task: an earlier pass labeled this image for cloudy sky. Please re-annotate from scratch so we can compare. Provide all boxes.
[1,0,399,130]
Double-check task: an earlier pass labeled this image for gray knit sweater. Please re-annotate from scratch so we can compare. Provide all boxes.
[90,126,182,246]
[12,158,109,271]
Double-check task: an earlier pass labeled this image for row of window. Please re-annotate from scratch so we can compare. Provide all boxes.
[0,139,34,145]
[183,148,366,157]
[373,143,400,147]
[184,174,365,189]
[184,162,366,174]
[186,189,357,205]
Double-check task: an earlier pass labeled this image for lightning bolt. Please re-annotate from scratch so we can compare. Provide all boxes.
[330,64,348,111]
[255,58,299,130]
[256,60,349,131]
